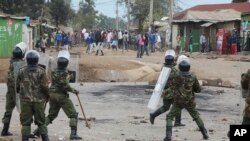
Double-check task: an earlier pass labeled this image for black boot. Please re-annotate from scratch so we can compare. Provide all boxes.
[96,50,99,56]
[33,128,40,137]
[164,126,172,141]
[22,135,29,141]
[199,126,209,140]
[1,123,13,136]
[70,127,82,140]
[101,50,104,56]
[174,113,185,127]
[41,134,49,141]
[150,109,163,124]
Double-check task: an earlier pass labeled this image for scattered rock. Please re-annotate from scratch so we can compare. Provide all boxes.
[216,90,225,94]
[132,116,145,119]
[80,83,84,86]
[209,129,214,132]
[140,120,148,123]
[222,118,228,121]
[173,129,179,132]
[121,133,125,136]
[207,56,218,59]
[126,139,140,141]
[237,104,240,106]
[129,121,140,125]
[79,117,96,121]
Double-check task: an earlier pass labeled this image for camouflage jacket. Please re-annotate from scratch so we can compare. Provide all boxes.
[7,58,25,88]
[16,66,49,102]
[173,72,201,107]
[162,66,178,99]
[241,69,250,117]
[49,69,77,95]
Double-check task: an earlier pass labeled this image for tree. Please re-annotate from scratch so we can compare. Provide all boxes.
[49,0,72,26]
[72,0,97,30]
[0,0,45,19]
[232,0,248,2]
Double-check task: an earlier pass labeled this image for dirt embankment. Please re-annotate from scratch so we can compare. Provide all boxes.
[1,46,250,86]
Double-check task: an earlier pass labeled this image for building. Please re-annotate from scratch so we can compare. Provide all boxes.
[0,13,31,58]
[172,2,250,53]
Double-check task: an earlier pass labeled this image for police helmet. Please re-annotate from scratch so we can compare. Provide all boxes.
[57,57,69,70]
[26,50,39,70]
[12,47,23,59]
[178,60,191,76]
[177,55,190,66]
[13,42,28,59]
[164,49,176,66]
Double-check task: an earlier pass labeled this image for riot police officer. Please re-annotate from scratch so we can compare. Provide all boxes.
[1,42,27,136]
[33,50,82,140]
[165,56,209,141]
[16,50,50,141]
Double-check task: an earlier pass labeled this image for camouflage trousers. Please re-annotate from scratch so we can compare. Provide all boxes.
[167,103,205,127]
[46,93,78,128]
[158,98,181,116]
[242,117,250,125]
[2,85,16,124]
[20,101,47,136]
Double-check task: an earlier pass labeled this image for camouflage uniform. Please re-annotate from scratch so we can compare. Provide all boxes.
[241,69,250,125]
[167,73,203,127]
[16,66,49,137]
[1,58,27,136]
[151,66,183,125]
[165,72,208,140]
[45,70,79,129]
[2,58,23,125]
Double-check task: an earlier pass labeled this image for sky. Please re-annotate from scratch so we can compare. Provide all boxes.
[72,0,233,18]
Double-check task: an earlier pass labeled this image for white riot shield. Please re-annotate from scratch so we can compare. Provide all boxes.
[58,50,70,61]
[12,60,26,113]
[177,55,190,66]
[148,67,171,110]
[38,53,50,74]
[68,54,79,83]
[51,51,79,83]
[165,49,176,57]
[15,42,28,54]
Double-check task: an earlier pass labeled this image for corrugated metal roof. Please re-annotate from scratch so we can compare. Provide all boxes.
[173,9,241,23]
[174,2,250,21]
[0,12,26,20]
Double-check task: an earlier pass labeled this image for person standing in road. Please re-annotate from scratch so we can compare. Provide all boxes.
[137,33,145,58]
[16,50,50,141]
[164,56,209,141]
[1,42,27,137]
[33,51,82,140]
[200,33,206,53]
[150,50,184,127]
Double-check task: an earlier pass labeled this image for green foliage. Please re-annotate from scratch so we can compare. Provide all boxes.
[0,0,45,19]
[72,0,97,30]
[232,0,248,2]
[96,14,127,30]
[49,0,72,26]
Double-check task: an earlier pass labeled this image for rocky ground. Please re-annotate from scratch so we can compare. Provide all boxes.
[0,83,245,141]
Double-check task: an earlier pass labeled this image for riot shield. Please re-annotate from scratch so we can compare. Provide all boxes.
[165,49,176,57]
[148,66,171,110]
[67,54,79,83]
[51,51,79,83]
[38,53,50,74]
[15,42,28,55]
[12,60,26,113]
[177,55,190,66]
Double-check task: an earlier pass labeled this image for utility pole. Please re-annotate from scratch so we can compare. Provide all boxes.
[127,0,130,32]
[149,0,154,32]
[116,0,119,31]
[168,0,173,49]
